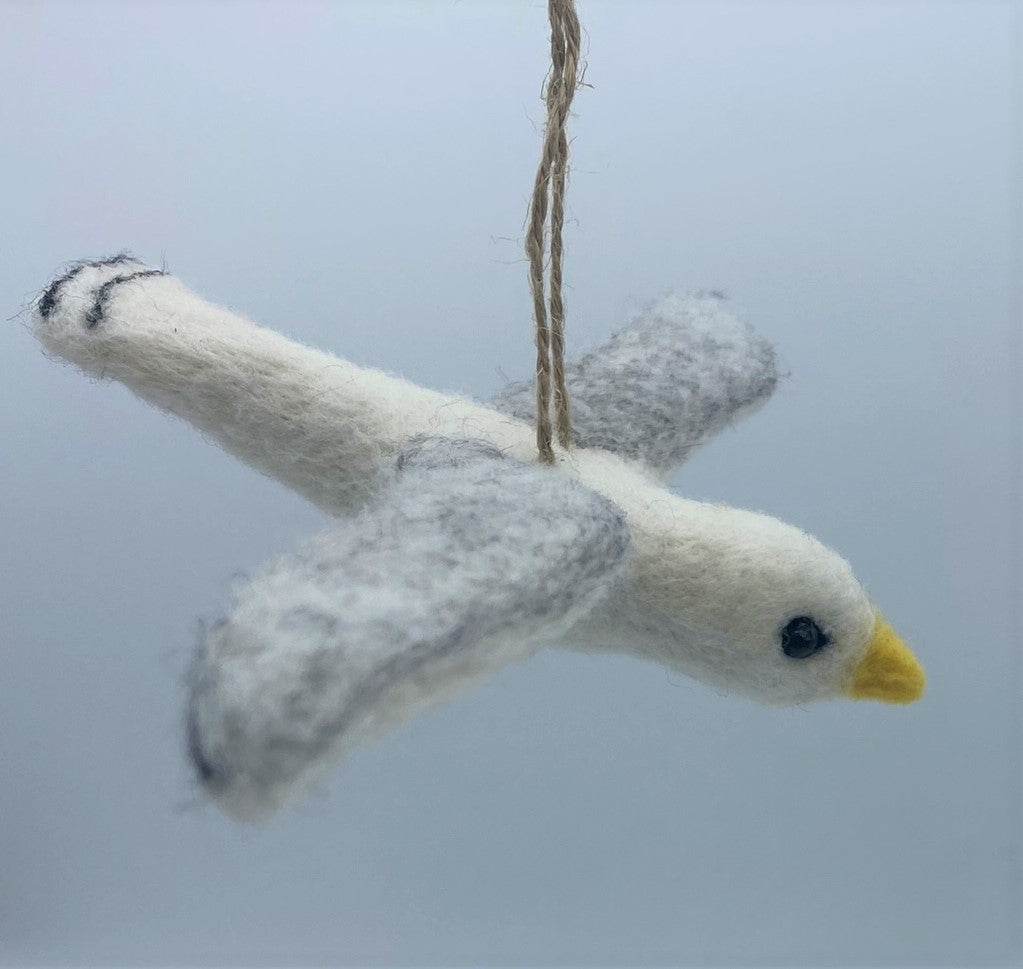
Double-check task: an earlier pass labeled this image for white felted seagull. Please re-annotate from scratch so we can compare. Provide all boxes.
[32,255,925,820]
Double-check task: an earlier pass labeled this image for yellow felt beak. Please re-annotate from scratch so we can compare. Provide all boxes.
[845,614,925,704]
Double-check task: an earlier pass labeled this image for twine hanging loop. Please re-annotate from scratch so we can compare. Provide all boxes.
[526,0,583,464]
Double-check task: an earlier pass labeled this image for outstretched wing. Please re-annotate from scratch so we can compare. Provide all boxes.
[186,438,629,821]
[492,293,779,478]
[33,255,535,517]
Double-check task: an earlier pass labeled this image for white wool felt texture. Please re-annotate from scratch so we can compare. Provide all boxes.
[35,256,507,516]
[563,496,877,707]
[186,437,629,821]
[33,257,888,818]
[492,292,779,476]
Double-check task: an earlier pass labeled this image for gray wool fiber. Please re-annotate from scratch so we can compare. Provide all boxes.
[492,293,778,475]
[186,437,629,820]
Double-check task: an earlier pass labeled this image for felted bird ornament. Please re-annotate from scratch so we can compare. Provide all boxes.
[32,255,925,820]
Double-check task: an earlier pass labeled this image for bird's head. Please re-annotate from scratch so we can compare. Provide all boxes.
[626,499,925,706]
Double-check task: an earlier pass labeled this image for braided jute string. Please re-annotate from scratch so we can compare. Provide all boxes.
[526,0,583,464]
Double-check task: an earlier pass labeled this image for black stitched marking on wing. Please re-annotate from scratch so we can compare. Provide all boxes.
[85,269,165,329]
[37,253,138,319]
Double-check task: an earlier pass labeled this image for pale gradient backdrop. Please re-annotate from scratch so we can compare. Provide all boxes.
[1,1,1019,966]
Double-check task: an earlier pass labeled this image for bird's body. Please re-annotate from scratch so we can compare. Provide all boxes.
[32,256,925,819]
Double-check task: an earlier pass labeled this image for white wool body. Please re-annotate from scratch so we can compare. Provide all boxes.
[561,492,876,705]
[33,259,879,710]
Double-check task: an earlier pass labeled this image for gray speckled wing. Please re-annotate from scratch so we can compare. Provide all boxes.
[491,293,779,477]
[186,437,629,821]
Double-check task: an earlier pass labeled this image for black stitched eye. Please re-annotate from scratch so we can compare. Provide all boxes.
[780,616,829,659]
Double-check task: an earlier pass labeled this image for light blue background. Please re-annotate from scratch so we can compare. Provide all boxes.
[1,2,1019,965]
